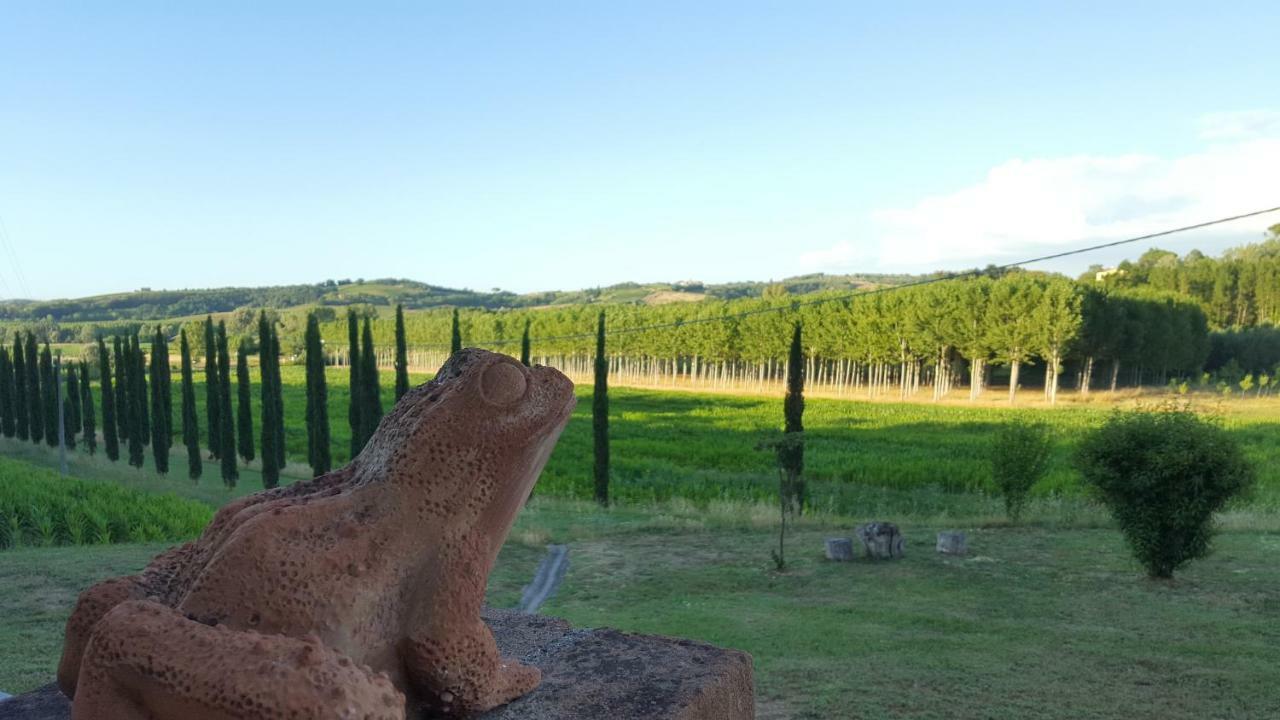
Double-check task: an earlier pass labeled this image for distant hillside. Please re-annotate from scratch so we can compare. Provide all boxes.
[0,273,918,324]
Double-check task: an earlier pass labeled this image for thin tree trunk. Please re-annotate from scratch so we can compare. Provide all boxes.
[1008,359,1020,404]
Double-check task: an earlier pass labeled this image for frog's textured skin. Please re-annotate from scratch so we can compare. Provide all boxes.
[58,349,576,719]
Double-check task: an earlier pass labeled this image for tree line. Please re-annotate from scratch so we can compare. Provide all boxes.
[313,272,1217,403]
[1095,226,1280,330]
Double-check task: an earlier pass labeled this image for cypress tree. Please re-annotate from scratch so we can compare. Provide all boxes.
[65,360,81,448]
[304,313,331,476]
[237,340,255,464]
[347,309,362,458]
[134,334,150,446]
[179,330,201,480]
[41,343,56,447]
[394,304,409,401]
[158,330,173,448]
[12,337,27,440]
[63,369,76,451]
[27,334,43,444]
[149,328,170,474]
[520,320,531,367]
[359,318,382,452]
[450,309,462,355]
[98,338,119,460]
[259,315,279,488]
[0,348,13,438]
[593,312,609,506]
[126,336,145,468]
[216,322,237,486]
[781,322,807,513]
[271,326,285,469]
[113,336,128,443]
[204,316,220,459]
[259,313,286,470]
[80,361,96,455]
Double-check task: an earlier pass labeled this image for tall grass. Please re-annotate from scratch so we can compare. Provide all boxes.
[0,457,211,550]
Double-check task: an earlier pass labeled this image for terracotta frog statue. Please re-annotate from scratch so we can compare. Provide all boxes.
[58,349,577,719]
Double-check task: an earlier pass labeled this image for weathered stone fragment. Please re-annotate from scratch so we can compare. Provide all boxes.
[854,522,905,560]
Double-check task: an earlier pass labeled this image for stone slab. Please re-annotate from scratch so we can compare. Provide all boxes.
[0,610,754,720]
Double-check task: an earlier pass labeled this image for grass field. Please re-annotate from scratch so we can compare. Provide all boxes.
[3,376,1279,716]
[2,495,1277,719]
[52,365,1280,516]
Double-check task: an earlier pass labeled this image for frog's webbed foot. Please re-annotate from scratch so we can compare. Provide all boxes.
[401,619,541,718]
[72,600,406,720]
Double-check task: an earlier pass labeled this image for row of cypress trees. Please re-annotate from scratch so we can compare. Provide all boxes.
[346,309,384,457]
[0,332,100,455]
[4,306,627,506]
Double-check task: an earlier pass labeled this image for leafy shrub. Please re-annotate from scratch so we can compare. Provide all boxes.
[0,458,212,550]
[990,421,1053,522]
[1073,406,1254,578]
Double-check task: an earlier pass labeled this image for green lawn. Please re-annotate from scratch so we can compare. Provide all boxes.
[2,497,1277,719]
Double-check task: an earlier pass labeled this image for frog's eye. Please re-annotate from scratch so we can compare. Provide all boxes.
[479,361,527,406]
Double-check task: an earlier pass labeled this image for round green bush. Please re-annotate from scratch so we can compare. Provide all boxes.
[1073,406,1254,578]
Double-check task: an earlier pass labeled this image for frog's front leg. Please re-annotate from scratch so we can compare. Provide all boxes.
[400,618,540,718]
[72,600,406,720]
[399,531,540,717]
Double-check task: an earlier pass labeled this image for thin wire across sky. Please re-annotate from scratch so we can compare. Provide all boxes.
[415,205,1280,350]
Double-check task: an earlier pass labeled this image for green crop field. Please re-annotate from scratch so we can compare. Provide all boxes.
[89,365,1279,516]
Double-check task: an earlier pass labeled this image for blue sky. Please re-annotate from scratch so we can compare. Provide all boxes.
[2,2,1278,300]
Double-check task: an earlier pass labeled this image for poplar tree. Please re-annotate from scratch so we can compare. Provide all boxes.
[12,337,28,440]
[179,330,202,480]
[149,328,171,474]
[65,360,81,448]
[80,361,96,455]
[112,336,127,443]
[304,313,331,476]
[450,309,462,354]
[204,316,221,459]
[98,338,119,460]
[593,311,609,506]
[520,320,531,367]
[216,322,237,486]
[781,322,807,513]
[40,343,56,447]
[27,334,43,445]
[0,348,13,438]
[347,309,362,458]
[359,317,382,451]
[126,336,145,468]
[394,304,409,401]
[236,340,255,464]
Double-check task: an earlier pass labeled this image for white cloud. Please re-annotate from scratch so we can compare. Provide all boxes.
[801,115,1280,272]
[1198,110,1280,141]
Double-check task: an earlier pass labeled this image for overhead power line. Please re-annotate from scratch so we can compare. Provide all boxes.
[0,215,32,299]
[411,205,1280,351]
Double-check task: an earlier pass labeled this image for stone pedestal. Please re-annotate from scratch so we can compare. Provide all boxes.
[0,609,755,720]
[824,537,854,561]
[935,531,968,555]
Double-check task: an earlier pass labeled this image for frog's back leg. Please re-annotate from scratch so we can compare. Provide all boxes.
[73,600,406,720]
